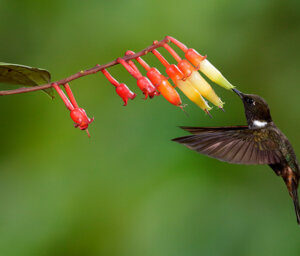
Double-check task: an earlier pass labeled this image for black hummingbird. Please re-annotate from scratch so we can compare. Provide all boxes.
[172,89,300,225]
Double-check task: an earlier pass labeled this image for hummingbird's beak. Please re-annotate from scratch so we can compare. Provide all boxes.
[232,88,244,99]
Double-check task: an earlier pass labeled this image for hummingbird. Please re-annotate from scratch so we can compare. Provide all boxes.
[172,89,300,225]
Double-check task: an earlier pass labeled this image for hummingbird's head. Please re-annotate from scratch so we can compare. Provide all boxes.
[233,89,272,128]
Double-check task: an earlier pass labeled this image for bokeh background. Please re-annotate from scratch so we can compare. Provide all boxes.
[1,0,300,255]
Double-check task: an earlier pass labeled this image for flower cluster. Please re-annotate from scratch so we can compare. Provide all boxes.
[53,36,235,136]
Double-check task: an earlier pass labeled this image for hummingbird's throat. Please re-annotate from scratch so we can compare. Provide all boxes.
[253,120,268,128]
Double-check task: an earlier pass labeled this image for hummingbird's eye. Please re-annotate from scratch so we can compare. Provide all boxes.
[246,98,254,105]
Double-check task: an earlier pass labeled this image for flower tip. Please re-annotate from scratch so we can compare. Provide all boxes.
[143,92,149,100]
[116,83,136,105]
[137,77,158,99]
[179,104,189,117]
[205,109,213,118]
[219,106,225,112]
[70,108,94,131]
[148,90,159,99]
[221,82,235,90]
[131,93,137,100]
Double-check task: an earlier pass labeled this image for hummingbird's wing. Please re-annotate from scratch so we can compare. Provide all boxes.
[172,126,282,165]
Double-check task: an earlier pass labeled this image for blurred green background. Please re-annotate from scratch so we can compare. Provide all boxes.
[1,0,300,255]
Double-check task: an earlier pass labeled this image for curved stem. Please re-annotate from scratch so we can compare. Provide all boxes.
[64,83,79,108]
[134,56,151,71]
[152,49,169,68]
[165,36,188,52]
[117,58,141,79]
[0,36,172,96]
[163,43,182,63]
[101,69,120,87]
[128,60,142,77]
[52,83,74,111]
[125,51,145,77]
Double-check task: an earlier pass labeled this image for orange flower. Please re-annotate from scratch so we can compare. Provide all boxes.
[146,67,182,106]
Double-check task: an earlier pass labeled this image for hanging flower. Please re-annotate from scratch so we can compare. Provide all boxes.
[166,64,211,114]
[177,60,224,109]
[115,83,136,106]
[185,48,235,90]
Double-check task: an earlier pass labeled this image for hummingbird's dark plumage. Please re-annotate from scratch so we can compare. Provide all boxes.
[173,89,300,225]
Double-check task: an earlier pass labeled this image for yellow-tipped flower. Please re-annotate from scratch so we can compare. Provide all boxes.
[185,49,235,90]
[166,64,211,113]
[177,60,224,108]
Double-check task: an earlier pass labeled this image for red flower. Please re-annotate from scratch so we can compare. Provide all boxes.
[70,108,94,136]
[52,83,94,137]
[115,83,136,106]
[117,58,159,99]
[136,77,158,99]
[70,108,94,130]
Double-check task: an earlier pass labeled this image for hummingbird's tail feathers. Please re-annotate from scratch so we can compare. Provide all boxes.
[291,181,300,226]
[282,167,300,225]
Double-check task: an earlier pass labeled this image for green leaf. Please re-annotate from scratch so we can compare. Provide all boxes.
[0,62,54,98]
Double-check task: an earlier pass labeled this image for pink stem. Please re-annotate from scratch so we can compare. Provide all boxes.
[163,43,182,63]
[165,36,188,52]
[101,69,120,87]
[125,51,139,74]
[135,57,151,71]
[64,83,79,108]
[152,49,170,68]
[117,58,141,79]
[52,83,74,111]
[125,50,151,73]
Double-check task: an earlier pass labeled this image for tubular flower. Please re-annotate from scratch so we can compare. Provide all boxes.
[146,67,182,106]
[115,83,136,106]
[70,108,94,131]
[101,69,136,106]
[129,52,183,108]
[185,48,234,90]
[117,58,158,99]
[177,60,224,108]
[151,48,211,114]
[166,64,211,113]
[52,83,94,137]
[136,76,158,99]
